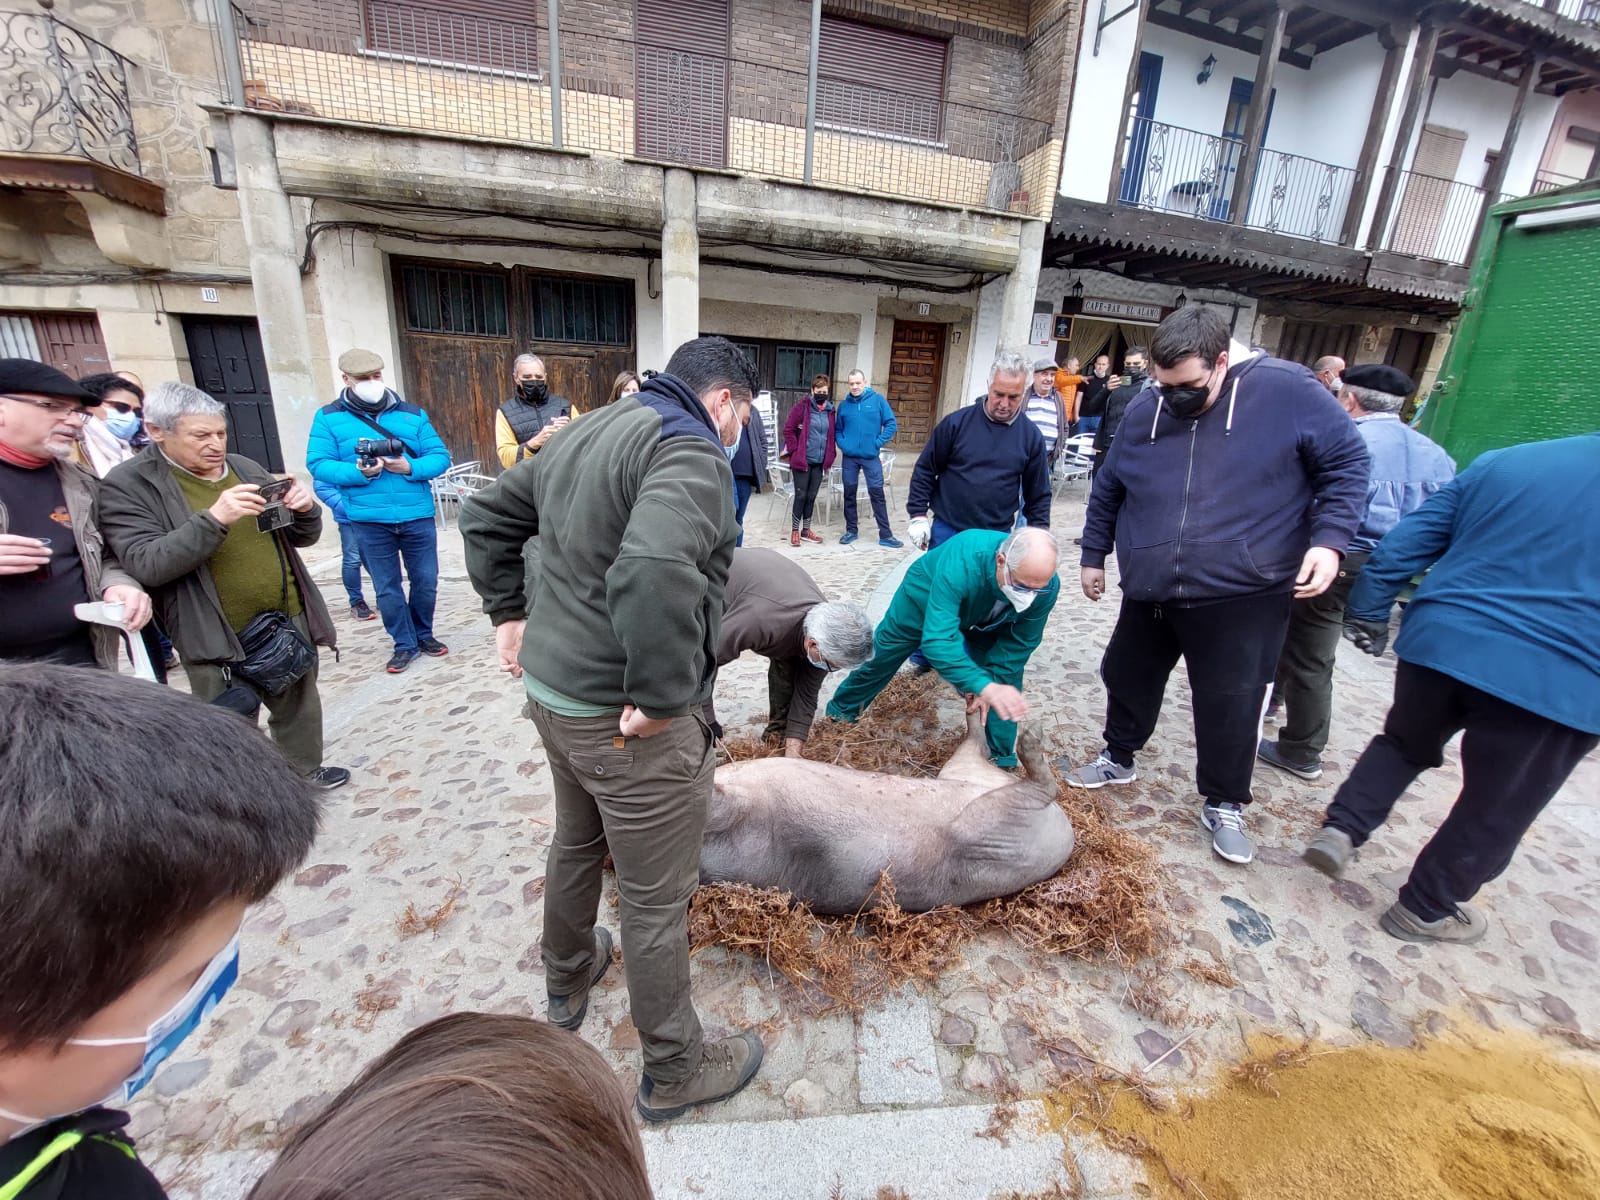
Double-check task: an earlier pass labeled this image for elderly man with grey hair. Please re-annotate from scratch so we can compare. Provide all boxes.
[704,548,875,757]
[1260,363,1455,782]
[906,349,1050,553]
[98,382,349,789]
[828,526,1060,767]
[496,352,573,469]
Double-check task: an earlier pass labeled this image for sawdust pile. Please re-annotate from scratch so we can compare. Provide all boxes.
[690,674,1167,1011]
[1053,1033,1600,1200]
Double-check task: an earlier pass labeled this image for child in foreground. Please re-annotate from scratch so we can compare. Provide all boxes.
[0,664,320,1198]
[248,1011,653,1200]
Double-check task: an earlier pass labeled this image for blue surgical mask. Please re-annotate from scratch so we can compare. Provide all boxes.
[103,412,141,441]
[0,936,239,1140]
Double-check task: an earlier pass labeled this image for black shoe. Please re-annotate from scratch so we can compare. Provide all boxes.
[418,636,449,657]
[1256,738,1323,781]
[308,766,350,790]
[386,648,420,674]
[548,927,614,1030]
[350,600,376,621]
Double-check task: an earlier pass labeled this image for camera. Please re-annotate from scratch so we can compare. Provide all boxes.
[356,436,405,468]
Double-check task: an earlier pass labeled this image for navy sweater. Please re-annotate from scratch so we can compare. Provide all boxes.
[907,403,1051,531]
[1080,354,1369,604]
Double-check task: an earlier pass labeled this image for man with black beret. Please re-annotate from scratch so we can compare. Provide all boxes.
[0,359,150,668]
[1260,363,1455,781]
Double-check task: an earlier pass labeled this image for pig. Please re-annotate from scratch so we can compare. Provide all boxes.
[700,712,1073,914]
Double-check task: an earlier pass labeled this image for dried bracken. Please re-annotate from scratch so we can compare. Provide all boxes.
[397,878,464,939]
[692,674,1169,1010]
[1180,957,1236,989]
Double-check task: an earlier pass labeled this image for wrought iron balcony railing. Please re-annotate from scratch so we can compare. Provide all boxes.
[0,8,140,175]
[1532,168,1586,193]
[1524,0,1600,29]
[1380,168,1496,265]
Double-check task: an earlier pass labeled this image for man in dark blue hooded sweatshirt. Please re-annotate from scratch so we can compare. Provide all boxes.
[1066,306,1369,867]
[459,336,765,1125]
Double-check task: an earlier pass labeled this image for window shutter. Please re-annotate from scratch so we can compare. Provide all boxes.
[634,0,730,167]
[816,17,946,141]
[364,0,539,74]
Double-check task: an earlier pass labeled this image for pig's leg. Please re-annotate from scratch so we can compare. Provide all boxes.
[936,709,1016,790]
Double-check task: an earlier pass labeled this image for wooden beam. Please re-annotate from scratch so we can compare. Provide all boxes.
[1144,8,1315,70]
[1206,0,1263,23]
[1289,13,1348,46]
[1472,53,1542,255]
[1176,0,1210,15]
[1229,4,1289,224]
[1312,24,1375,54]
[1106,0,1152,207]
[1368,22,1440,251]
[1342,23,1410,246]
[1288,0,1397,31]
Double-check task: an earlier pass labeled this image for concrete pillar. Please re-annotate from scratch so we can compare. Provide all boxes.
[996,219,1047,355]
[661,169,701,358]
[229,113,321,477]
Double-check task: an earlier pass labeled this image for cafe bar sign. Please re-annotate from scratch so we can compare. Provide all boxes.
[1081,297,1164,322]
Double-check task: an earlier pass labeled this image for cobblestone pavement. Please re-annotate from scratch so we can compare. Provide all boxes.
[142,484,1600,1199]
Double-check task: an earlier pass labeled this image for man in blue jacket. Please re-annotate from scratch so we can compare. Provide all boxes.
[836,369,902,547]
[307,349,452,673]
[1259,364,1455,781]
[1305,433,1600,945]
[1066,306,1369,866]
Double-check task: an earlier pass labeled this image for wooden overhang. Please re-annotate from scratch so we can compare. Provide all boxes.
[1046,198,1469,317]
[0,153,166,217]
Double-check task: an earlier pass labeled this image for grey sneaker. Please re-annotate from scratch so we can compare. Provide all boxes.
[1062,753,1137,789]
[546,927,614,1031]
[636,1031,765,1123]
[1201,802,1254,865]
[1303,826,1355,876]
[1380,900,1489,945]
[1257,738,1323,781]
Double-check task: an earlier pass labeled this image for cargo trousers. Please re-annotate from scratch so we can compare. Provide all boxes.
[529,700,714,1085]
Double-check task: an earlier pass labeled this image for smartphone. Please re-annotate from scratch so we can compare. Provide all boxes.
[258,477,294,503]
[559,405,571,420]
[256,477,295,533]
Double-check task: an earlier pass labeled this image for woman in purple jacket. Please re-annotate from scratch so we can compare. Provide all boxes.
[781,375,837,547]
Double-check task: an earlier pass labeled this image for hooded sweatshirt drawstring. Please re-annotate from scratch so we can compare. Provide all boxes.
[1225,379,1238,436]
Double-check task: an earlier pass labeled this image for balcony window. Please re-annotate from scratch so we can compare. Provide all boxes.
[817,17,947,144]
[364,0,539,75]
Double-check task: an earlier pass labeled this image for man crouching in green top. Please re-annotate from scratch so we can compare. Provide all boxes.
[827,526,1059,766]
[459,336,766,1126]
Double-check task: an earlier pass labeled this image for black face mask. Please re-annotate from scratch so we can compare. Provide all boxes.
[1124,366,1146,382]
[814,393,829,405]
[519,379,548,403]
[1162,381,1213,419]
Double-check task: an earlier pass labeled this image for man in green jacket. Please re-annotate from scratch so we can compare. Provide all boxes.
[826,526,1060,765]
[459,336,765,1124]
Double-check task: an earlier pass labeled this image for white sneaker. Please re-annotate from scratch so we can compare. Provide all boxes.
[1201,802,1254,865]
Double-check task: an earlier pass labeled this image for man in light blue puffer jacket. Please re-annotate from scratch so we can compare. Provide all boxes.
[307,348,451,674]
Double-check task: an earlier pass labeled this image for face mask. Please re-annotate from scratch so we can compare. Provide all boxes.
[103,412,141,441]
[0,937,238,1139]
[1003,585,1035,614]
[814,394,829,405]
[519,379,548,403]
[351,379,387,405]
[1124,366,1146,381]
[1162,369,1218,419]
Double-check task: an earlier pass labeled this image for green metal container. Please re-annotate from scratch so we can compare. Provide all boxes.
[1417,180,1600,468]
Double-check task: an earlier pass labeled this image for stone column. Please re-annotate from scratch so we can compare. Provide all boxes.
[996,219,1046,355]
[661,169,701,358]
[228,112,321,477]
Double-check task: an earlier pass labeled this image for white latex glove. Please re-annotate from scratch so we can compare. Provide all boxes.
[907,515,932,550]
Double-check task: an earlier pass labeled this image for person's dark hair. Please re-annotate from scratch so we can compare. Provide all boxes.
[0,664,320,1051]
[248,1013,652,1200]
[663,336,759,404]
[607,369,641,406]
[77,372,145,403]
[811,373,831,391]
[1124,345,1148,362]
[1149,305,1229,369]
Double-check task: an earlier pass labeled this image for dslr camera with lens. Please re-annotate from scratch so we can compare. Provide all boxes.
[355,436,405,468]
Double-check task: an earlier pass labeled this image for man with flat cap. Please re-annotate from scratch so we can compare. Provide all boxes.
[0,358,151,667]
[1259,363,1455,781]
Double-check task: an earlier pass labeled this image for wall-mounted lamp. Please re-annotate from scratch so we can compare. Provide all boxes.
[1175,291,1188,307]
[1070,277,1084,301]
[1197,54,1217,86]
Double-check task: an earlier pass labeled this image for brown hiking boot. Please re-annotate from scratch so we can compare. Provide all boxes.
[546,927,613,1030]
[789,530,801,547]
[1379,900,1489,945]
[801,528,824,543]
[635,1031,764,1122]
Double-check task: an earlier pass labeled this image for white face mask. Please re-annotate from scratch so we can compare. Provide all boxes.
[0,936,239,1141]
[1001,563,1040,613]
[352,379,387,405]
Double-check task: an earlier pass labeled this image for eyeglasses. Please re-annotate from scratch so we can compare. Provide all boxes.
[1,395,90,422]
[1004,563,1051,595]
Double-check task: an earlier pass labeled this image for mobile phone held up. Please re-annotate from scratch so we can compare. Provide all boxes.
[256,477,295,533]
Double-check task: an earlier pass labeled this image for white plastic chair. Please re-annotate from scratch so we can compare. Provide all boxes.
[830,450,897,526]
[432,470,494,525]
[1053,434,1096,495]
[765,461,795,520]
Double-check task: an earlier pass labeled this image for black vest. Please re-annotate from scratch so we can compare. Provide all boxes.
[500,392,567,461]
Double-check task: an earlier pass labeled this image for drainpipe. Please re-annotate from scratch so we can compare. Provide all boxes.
[212,0,246,107]
[804,0,821,183]
[547,0,563,149]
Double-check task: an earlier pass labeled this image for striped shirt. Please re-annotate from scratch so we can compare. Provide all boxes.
[1025,389,1061,444]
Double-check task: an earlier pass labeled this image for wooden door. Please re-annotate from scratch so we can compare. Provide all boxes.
[397,333,507,473]
[33,313,110,378]
[544,347,636,416]
[1384,329,1435,390]
[182,317,284,471]
[634,0,728,168]
[885,320,945,450]
[1277,320,1360,369]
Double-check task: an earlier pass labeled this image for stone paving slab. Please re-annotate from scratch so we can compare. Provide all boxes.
[139,487,1600,1198]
